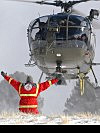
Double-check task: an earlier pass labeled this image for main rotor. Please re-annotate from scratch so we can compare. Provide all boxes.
[6,0,100,12]
[33,0,90,12]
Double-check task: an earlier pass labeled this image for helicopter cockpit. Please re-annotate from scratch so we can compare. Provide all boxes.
[30,16,48,41]
[29,13,91,47]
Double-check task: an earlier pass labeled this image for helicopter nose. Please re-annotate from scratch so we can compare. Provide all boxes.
[56,48,86,66]
[44,46,87,70]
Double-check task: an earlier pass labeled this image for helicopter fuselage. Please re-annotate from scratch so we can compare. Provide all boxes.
[28,12,95,80]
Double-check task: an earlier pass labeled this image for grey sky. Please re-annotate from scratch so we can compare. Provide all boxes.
[0,0,100,115]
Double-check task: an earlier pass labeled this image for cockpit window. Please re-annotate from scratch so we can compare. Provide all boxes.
[32,19,39,28]
[49,15,85,40]
[31,16,48,40]
[39,16,48,23]
[69,15,84,26]
[81,21,87,27]
[30,14,90,43]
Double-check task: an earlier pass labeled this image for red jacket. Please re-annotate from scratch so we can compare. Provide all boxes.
[4,75,58,114]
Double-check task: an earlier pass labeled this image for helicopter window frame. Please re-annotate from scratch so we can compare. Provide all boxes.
[31,19,39,29]
[80,17,92,30]
[30,15,91,41]
[39,16,48,24]
[31,16,49,41]
[67,15,92,41]
[52,15,86,40]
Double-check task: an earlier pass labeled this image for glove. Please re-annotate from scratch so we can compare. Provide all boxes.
[1,71,6,77]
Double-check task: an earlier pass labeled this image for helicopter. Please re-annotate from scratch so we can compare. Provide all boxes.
[5,0,100,95]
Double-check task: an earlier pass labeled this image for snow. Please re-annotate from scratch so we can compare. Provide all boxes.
[0,112,66,125]
[69,115,100,125]
[0,112,100,125]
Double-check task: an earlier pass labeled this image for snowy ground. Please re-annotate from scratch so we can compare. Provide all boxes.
[0,112,100,125]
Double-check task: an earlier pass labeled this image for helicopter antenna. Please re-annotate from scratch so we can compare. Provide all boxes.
[38,12,40,17]
[53,9,54,15]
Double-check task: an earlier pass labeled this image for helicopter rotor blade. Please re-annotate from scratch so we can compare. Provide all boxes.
[5,0,100,4]
[89,0,100,1]
[5,0,34,3]
[82,0,100,1]
[5,0,49,4]
[4,0,100,17]
[5,0,58,5]
[5,0,100,8]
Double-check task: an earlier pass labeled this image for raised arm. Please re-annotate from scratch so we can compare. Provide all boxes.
[1,71,21,92]
[39,78,58,93]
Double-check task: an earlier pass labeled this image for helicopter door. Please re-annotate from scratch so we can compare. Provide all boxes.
[30,19,40,41]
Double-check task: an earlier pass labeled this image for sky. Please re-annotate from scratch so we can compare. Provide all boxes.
[0,0,100,115]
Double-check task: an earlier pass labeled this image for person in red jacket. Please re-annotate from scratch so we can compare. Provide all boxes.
[1,71,59,115]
